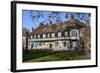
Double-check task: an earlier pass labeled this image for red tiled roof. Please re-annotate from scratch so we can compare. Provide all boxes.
[31,19,86,35]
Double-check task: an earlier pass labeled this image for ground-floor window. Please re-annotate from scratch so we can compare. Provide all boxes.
[67,41,70,49]
[34,43,38,48]
[38,42,45,46]
[39,42,41,46]
[72,41,78,48]
[63,42,67,47]
[55,42,59,46]
[31,42,34,48]
[43,42,45,45]
[64,41,70,49]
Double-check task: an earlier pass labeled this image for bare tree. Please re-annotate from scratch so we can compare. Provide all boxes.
[30,10,91,26]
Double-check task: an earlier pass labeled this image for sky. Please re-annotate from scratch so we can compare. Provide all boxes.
[22,10,91,32]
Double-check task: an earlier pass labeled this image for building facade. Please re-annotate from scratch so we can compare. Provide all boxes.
[28,17,89,51]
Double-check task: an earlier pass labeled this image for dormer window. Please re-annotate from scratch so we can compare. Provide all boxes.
[38,34,40,38]
[58,32,61,37]
[43,34,46,38]
[70,29,78,37]
[65,31,68,36]
[34,35,36,38]
[30,35,33,39]
[51,33,55,38]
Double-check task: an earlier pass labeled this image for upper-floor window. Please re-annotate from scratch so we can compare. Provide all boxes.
[36,35,38,39]
[51,33,55,38]
[30,35,33,39]
[34,35,36,38]
[58,32,61,37]
[70,29,78,37]
[43,34,46,38]
[64,31,68,36]
[38,34,40,38]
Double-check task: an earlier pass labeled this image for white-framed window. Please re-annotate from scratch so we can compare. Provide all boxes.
[51,33,55,38]
[43,42,45,45]
[31,43,34,48]
[70,29,78,37]
[34,35,36,38]
[65,31,68,36]
[63,41,70,47]
[30,35,33,39]
[72,41,78,48]
[58,32,61,37]
[34,43,37,48]
[43,34,46,38]
[38,34,40,38]
[39,42,42,46]
[32,43,34,47]
[55,42,59,46]
[63,42,67,47]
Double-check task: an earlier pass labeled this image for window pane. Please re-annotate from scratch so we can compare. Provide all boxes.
[34,35,36,38]
[72,42,77,47]
[31,35,33,39]
[52,33,55,37]
[38,34,40,38]
[70,29,78,37]
[43,34,46,38]
[58,32,61,37]
[55,42,59,46]
[63,42,66,47]
[65,31,68,36]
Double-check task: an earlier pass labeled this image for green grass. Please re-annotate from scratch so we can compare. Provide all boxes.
[23,49,90,62]
[23,49,54,62]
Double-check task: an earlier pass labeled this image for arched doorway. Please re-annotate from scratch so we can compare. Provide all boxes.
[49,43,53,49]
